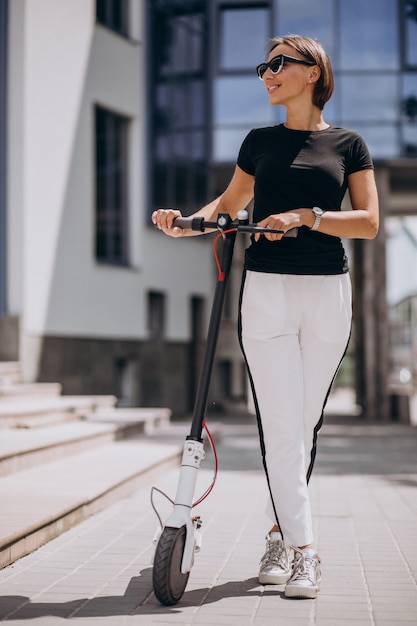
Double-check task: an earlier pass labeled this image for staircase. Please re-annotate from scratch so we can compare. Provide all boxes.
[0,362,181,569]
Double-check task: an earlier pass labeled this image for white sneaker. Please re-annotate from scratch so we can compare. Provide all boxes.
[258,532,291,585]
[285,547,321,599]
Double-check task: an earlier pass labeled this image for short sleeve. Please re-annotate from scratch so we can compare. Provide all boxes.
[347,133,374,175]
[237,129,256,176]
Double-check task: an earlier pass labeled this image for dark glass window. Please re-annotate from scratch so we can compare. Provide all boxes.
[217,360,232,398]
[95,106,129,264]
[340,0,398,70]
[341,75,398,122]
[402,73,417,122]
[215,76,273,125]
[214,4,273,162]
[351,124,399,159]
[115,357,138,407]
[158,12,204,76]
[276,0,334,61]
[149,1,209,217]
[218,6,269,71]
[148,291,165,341]
[213,75,274,161]
[404,0,417,67]
[402,72,417,155]
[96,0,129,37]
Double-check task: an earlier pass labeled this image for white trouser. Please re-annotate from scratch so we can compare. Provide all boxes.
[239,271,352,548]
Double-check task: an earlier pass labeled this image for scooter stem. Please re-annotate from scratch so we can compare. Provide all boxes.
[189,229,237,440]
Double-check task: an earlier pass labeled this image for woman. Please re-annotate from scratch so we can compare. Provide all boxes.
[152,34,379,599]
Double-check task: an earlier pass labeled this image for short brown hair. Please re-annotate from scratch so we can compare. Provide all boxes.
[267,35,334,110]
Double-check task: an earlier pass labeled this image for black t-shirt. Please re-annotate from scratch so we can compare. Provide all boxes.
[237,124,374,275]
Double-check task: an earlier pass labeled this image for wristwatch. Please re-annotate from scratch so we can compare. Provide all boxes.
[310,206,324,231]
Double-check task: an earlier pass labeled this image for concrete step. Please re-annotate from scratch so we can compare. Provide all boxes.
[0,407,172,476]
[88,406,171,434]
[0,394,117,428]
[0,437,182,569]
[0,362,179,570]
[0,382,63,398]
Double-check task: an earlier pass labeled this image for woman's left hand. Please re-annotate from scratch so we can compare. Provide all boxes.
[254,212,301,241]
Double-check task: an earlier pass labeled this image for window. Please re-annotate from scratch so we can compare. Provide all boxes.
[217,360,232,398]
[214,4,273,162]
[148,291,166,341]
[213,74,274,159]
[95,106,129,265]
[149,1,210,216]
[341,75,398,122]
[215,76,274,125]
[276,0,335,62]
[218,6,270,71]
[403,0,417,67]
[339,0,398,70]
[157,12,204,76]
[402,73,417,156]
[351,124,399,159]
[115,357,138,407]
[96,0,129,37]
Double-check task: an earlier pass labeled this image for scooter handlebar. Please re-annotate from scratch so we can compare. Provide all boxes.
[172,216,298,238]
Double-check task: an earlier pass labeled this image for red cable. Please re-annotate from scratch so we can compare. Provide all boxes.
[213,228,237,281]
[192,418,218,507]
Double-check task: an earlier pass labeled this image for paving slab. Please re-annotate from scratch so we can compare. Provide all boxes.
[0,414,416,625]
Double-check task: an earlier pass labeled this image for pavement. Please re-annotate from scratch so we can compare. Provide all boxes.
[0,402,416,625]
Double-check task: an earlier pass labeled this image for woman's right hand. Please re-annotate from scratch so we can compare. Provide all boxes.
[151,208,185,237]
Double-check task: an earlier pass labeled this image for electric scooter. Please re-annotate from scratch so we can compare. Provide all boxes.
[151,210,297,606]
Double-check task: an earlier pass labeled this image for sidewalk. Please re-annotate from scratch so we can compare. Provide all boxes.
[0,409,416,625]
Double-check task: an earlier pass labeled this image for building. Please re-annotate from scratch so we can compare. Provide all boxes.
[1,0,417,419]
[0,0,217,416]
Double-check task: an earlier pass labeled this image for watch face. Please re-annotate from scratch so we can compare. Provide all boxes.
[313,207,323,217]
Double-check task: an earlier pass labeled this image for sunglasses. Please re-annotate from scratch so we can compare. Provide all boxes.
[256,54,315,80]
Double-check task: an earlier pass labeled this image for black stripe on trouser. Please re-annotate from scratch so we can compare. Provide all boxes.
[237,269,282,533]
[238,269,352,536]
[305,327,351,483]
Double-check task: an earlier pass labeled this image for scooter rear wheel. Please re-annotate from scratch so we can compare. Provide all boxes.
[152,526,190,605]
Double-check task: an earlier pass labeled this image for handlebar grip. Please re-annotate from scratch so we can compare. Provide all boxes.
[172,216,205,231]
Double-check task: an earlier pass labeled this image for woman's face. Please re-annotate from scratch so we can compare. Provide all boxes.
[262,44,315,108]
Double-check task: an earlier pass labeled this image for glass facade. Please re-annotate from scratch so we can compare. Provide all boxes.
[212,0,417,162]
[148,0,417,207]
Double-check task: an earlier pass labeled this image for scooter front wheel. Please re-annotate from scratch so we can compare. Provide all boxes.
[152,526,190,605]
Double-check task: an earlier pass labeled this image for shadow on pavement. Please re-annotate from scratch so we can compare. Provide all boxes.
[0,570,289,620]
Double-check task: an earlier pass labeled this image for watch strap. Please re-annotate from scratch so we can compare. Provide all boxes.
[310,207,323,231]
